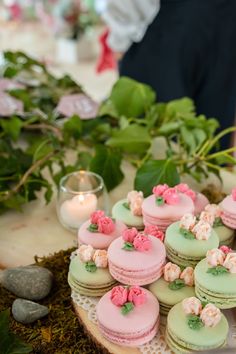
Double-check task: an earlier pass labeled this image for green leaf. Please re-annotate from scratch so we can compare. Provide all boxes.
[0,117,23,141]
[106,124,151,154]
[122,202,130,210]
[166,97,195,118]
[179,227,195,240]
[168,279,186,290]
[207,266,229,276]
[87,223,98,232]
[122,242,135,251]
[134,159,180,197]
[156,196,164,206]
[158,121,182,136]
[187,315,204,330]
[85,261,97,273]
[109,77,156,117]
[90,145,124,192]
[180,126,197,153]
[121,302,134,315]
[32,139,53,163]
[63,115,82,141]
[76,151,92,170]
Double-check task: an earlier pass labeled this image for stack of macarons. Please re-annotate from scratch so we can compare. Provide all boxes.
[165,213,219,267]
[142,184,194,232]
[108,227,166,285]
[78,210,127,249]
[220,187,236,230]
[194,246,236,308]
[166,297,229,353]
[68,245,117,297]
[96,285,160,346]
[112,190,144,229]
[149,262,195,315]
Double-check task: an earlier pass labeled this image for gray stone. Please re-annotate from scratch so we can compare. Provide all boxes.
[12,299,49,324]
[0,265,53,300]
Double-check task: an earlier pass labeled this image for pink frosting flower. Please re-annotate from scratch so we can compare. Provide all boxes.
[77,245,94,262]
[97,216,115,234]
[232,188,236,201]
[164,262,181,282]
[133,233,151,252]
[180,267,194,286]
[127,190,143,203]
[128,286,147,306]
[175,183,190,193]
[180,213,196,231]
[90,210,105,224]
[206,248,225,267]
[122,227,138,243]
[111,286,128,306]
[205,204,222,218]
[185,189,196,201]
[182,297,202,315]
[200,304,221,327]
[219,245,233,255]
[223,253,236,273]
[130,198,143,216]
[152,184,169,197]
[199,211,215,226]
[93,250,108,268]
[163,188,180,205]
[192,220,212,240]
[144,225,164,242]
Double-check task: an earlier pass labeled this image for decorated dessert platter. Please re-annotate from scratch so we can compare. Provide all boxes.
[66,184,236,353]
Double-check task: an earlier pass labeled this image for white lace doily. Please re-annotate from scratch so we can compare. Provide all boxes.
[70,250,171,354]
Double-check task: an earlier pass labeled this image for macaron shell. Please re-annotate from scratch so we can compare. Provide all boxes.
[78,219,127,249]
[214,225,235,245]
[142,193,194,220]
[221,195,236,215]
[221,212,236,229]
[194,193,209,215]
[112,199,144,228]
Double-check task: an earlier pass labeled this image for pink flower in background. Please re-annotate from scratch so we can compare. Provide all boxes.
[144,225,164,242]
[128,286,147,306]
[77,245,94,262]
[56,94,99,119]
[192,220,212,240]
[122,228,138,243]
[232,188,236,201]
[97,216,115,234]
[206,248,225,267]
[133,234,151,252]
[185,189,196,201]
[182,297,202,315]
[175,183,189,193]
[179,213,196,230]
[111,286,128,306]
[0,78,24,91]
[205,204,222,218]
[200,304,221,327]
[90,210,105,224]
[93,250,108,268]
[199,211,215,226]
[0,92,23,116]
[152,184,169,197]
[180,267,194,286]
[163,188,180,205]
[219,245,233,255]
[164,262,181,282]
[223,253,236,273]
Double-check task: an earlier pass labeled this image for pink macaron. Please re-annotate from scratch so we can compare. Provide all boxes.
[194,192,210,215]
[108,233,166,285]
[96,286,160,347]
[220,189,236,229]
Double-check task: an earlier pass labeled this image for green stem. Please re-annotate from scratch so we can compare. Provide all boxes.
[206,147,236,160]
[203,127,236,156]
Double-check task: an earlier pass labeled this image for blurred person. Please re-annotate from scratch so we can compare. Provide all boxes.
[103,0,236,149]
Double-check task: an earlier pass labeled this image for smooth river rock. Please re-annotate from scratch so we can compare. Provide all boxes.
[12,298,49,324]
[0,265,53,300]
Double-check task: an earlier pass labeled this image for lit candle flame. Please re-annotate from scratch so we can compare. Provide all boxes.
[78,195,85,204]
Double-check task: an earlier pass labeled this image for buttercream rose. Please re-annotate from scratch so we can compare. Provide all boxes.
[163,188,180,205]
[164,262,181,282]
[192,220,212,240]
[127,190,143,203]
[144,225,164,242]
[185,189,196,201]
[232,187,236,201]
[97,216,115,234]
[93,250,108,268]
[200,304,221,327]
[219,245,232,255]
[111,286,128,306]
[205,204,221,218]
[128,286,147,306]
[152,184,169,196]
[199,211,215,226]
[130,198,143,216]
[180,267,194,286]
[206,248,225,267]
[182,297,202,315]
[223,253,236,273]
[133,234,151,251]
[78,245,94,262]
[179,213,196,231]
[122,228,138,243]
[90,210,105,224]
[175,183,189,193]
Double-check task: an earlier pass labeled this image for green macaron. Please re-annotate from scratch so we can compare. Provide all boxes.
[112,199,144,229]
[214,225,235,247]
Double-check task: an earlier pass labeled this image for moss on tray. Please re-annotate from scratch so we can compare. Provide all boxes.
[0,248,103,354]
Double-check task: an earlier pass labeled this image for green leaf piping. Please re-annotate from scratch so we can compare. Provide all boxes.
[206,265,229,276]
[213,217,224,227]
[187,315,204,330]
[122,202,130,210]
[122,242,135,251]
[179,227,195,240]
[87,223,99,232]
[85,261,97,273]
[168,279,186,290]
[156,196,164,206]
[121,302,134,315]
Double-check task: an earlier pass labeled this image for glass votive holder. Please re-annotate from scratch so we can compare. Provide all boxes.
[57,170,109,232]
